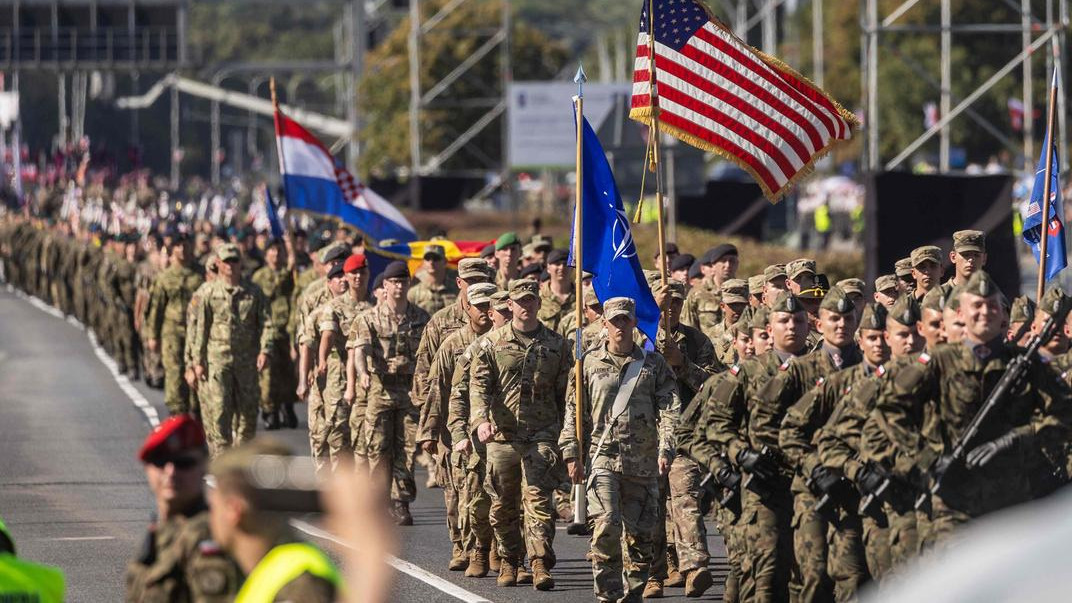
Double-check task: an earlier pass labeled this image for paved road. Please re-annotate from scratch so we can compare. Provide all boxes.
[0,287,731,602]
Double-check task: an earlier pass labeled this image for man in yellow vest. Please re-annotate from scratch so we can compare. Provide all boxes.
[206,438,344,602]
[0,516,65,603]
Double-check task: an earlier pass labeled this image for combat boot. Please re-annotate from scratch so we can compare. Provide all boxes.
[263,410,281,430]
[496,563,517,587]
[684,567,713,598]
[448,544,469,571]
[489,546,501,572]
[465,549,489,578]
[392,501,413,526]
[516,563,533,585]
[665,568,685,587]
[282,402,298,428]
[643,578,664,598]
[530,558,554,591]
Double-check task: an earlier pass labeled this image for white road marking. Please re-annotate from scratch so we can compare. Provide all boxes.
[49,536,116,541]
[290,519,493,603]
[15,291,160,428]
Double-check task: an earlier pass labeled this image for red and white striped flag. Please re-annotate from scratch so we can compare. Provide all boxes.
[631,0,858,202]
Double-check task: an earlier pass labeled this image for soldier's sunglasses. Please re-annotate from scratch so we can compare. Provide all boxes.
[148,455,201,470]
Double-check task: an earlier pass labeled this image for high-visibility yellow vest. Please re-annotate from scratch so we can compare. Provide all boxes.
[0,552,66,603]
[814,204,832,233]
[235,542,342,603]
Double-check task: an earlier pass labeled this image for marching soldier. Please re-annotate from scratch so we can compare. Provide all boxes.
[873,275,900,308]
[408,244,459,315]
[909,245,943,300]
[147,235,204,416]
[939,230,987,297]
[469,279,572,590]
[561,297,680,603]
[709,279,750,366]
[307,263,354,474]
[683,244,738,337]
[126,415,240,602]
[250,238,297,430]
[537,249,575,335]
[189,244,273,456]
[350,260,431,525]
[493,232,522,290]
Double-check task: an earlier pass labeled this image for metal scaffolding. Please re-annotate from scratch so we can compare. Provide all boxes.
[860,0,1069,173]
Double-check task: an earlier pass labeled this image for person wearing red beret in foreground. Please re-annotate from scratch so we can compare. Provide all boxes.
[125,415,242,602]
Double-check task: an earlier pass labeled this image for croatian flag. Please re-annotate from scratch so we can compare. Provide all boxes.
[274,109,417,245]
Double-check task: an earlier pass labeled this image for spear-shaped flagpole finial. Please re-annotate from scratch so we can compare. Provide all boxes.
[574,63,587,97]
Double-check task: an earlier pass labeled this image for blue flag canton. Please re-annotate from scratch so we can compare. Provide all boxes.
[1023,134,1067,280]
[640,0,708,51]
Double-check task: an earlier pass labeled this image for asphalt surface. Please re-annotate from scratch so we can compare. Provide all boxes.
[0,286,731,602]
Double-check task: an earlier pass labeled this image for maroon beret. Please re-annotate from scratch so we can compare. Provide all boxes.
[138,415,207,462]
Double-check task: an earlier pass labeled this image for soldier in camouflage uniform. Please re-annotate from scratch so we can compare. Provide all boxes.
[869,271,1072,545]
[683,244,738,337]
[350,261,431,525]
[703,292,810,601]
[710,279,751,366]
[184,253,218,422]
[126,415,241,602]
[417,282,498,571]
[762,264,789,309]
[894,258,914,296]
[908,245,943,302]
[1007,295,1036,346]
[189,244,273,457]
[114,235,141,379]
[408,244,459,315]
[560,297,680,603]
[537,249,575,336]
[938,230,987,298]
[493,232,522,290]
[873,275,900,308]
[135,239,165,388]
[250,239,297,430]
[469,279,572,590]
[748,275,765,309]
[753,287,860,602]
[560,287,605,353]
[147,236,204,415]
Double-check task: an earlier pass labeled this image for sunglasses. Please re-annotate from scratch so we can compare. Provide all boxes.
[149,455,201,470]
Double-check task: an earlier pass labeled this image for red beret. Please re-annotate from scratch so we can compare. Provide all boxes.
[138,415,207,462]
[343,253,367,273]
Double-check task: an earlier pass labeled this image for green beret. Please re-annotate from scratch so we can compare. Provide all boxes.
[859,302,888,331]
[888,295,921,326]
[960,270,1001,299]
[819,286,854,314]
[1009,295,1036,324]
[495,232,520,251]
[770,291,805,314]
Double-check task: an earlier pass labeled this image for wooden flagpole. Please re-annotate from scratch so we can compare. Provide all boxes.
[1036,69,1058,302]
[647,0,669,287]
[569,65,588,532]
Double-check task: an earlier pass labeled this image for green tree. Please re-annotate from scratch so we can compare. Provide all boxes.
[359,0,568,177]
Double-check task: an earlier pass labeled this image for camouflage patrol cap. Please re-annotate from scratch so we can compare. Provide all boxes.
[921,288,945,312]
[888,295,920,327]
[317,241,350,264]
[859,302,888,331]
[748,275,765,295]
[770,291,805,314]
[583,287,601,307]
[786,258,817,280]
[721,279,749,304]
[643,269,662,285]
[960,270,1001,299]
[604,297,636,321]
[422,244,446,260]
[522,242,537,258]
[458,257,494,282]
[663,279,687,300]
[1009,295,1036,323]
[216,243,241,262]
[764,264,788,282]
[491,291,511,312]
[836,278,866,296]
[466,282,498,306]
[751,306,770,329]
[1038,287,1068,318]
[874,274,899,294]
[531,234,554,251]
[894,258,913,278]
[819,286,855,314]
[952,229,986,253]
[508,279,539,300]
[910,245,942,267]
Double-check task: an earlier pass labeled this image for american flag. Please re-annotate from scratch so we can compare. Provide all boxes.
[631,0,858,202]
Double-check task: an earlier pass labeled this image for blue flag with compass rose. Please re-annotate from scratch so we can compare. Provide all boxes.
[568,114,661,343]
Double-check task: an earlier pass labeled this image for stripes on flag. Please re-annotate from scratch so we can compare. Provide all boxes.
[631,0,858,202]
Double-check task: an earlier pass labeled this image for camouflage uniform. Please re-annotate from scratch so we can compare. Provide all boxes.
[136,256,164,386]
[560,321,680,602]
[468,303,571,570]
[351,300,430,503]
[408,277,459,316]
[682,277,723,341]
[251,264,296,416]
[310,293,370,473]
[189,271,273,456]
[297,278,332,464]
[148,262,204,415]
[537,281,575,335]
[125,503,240,602]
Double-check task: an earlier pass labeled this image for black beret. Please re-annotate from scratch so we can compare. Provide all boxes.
[382,260,410,280]
[702,244,738,265]
[520,263,544,279]
[546,248,569,265]
[670,253,695,272]
[327,264,345,280]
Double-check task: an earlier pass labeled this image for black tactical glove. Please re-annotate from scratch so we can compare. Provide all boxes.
[855,463,888,496]
[737,448,777,482]
[810,465,845,494]
[965,431,1021,469]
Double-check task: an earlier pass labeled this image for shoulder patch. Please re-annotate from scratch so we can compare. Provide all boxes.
[198,539,224,556]
[729,364,741,376]
[917,352,931,364]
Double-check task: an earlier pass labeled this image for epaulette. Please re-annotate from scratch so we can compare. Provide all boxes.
[917,352,931,364]
[729,364,741,376]
[198,539,224,556]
